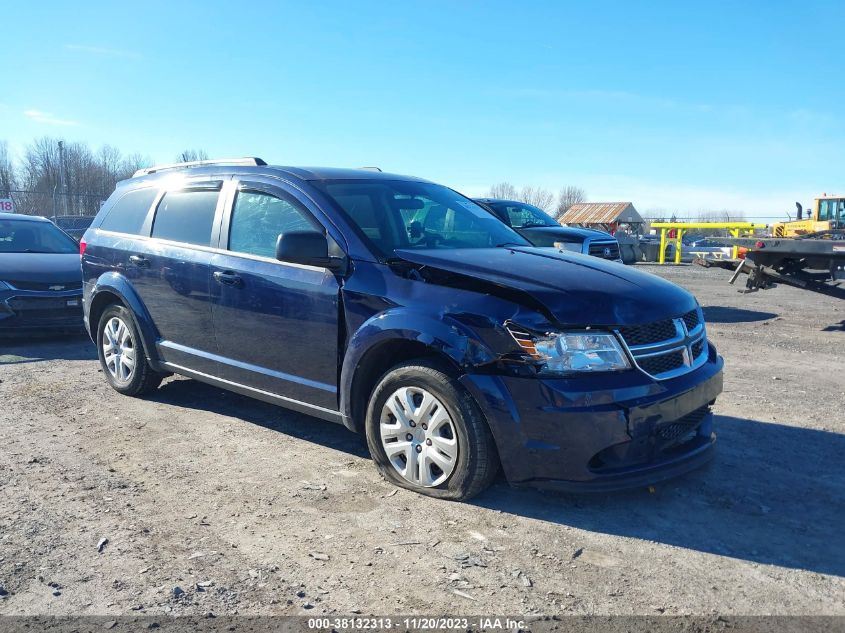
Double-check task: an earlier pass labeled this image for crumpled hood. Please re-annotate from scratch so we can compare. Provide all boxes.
[393,247,696,326]
[0,253,82,285]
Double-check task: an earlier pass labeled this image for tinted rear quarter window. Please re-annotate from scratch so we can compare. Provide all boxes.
[99,188,159,235]
[152,190,219,246]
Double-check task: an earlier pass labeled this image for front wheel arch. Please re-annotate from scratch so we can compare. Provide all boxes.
[345,339,462,434]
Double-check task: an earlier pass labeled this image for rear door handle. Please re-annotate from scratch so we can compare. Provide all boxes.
[128,255,150,268]
[213,271,243,287]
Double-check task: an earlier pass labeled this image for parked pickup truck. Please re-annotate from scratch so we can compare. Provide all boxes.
[474,198,622,262]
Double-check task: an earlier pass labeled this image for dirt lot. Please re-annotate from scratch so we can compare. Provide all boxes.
[0,264,843,617]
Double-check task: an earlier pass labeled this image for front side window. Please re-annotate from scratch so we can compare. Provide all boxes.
[0,219,78,254]
[228,190,316,258]
[151,189,219,246]
[314,180,529,259]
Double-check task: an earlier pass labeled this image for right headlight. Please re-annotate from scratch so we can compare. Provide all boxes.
[508,327,631,374]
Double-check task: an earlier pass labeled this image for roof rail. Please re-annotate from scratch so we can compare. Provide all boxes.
[357,166,382,172]
[133,157,267,178]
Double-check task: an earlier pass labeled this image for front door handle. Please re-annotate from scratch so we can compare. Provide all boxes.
[128,255,150,268]
[213,271,243,287]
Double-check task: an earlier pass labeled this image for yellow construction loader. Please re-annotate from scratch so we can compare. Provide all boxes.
[772,195,844,236]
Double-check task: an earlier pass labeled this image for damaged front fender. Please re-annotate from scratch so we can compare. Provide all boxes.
[339,307,498,427]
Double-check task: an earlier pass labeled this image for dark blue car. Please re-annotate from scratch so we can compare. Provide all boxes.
[0,213,84,334]
[80,158,723,500]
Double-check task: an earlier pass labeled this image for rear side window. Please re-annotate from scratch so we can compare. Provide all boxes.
[99,188,158,235]
[151,190,219,246]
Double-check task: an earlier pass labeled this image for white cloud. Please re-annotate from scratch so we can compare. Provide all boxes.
[65,44,142,60]
[23,109,80,126]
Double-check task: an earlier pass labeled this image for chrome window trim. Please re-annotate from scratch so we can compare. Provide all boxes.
[93,228,329,274]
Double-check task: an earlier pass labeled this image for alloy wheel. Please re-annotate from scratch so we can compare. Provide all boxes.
[102,316,136,382]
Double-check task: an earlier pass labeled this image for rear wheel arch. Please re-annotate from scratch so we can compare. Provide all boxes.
[88,290,123,339]
[96,303,164,396]
[88,286,159,367]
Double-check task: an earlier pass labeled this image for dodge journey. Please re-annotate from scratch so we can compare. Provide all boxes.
[81,158,723,500]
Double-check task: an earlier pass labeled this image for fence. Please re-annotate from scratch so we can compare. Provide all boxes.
[642,215,786,225]
[2,189,107,218]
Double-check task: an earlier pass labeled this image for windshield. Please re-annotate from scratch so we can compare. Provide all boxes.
[0,219,79,254]
[314,180,530,258]
[485,201,558,228]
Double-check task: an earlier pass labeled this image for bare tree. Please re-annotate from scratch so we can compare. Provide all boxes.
[0,141,15,196]
[15,137,152,216]
[694,209,746,222]
[17,137,63,215]
[486,182,518,200]
[519,186,555,212]
[177,149,209,163]
[486,181,561,213]
[122,152,153,177]
[555,185,586,220]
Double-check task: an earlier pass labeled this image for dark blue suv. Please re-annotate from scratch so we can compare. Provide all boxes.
[81,158,723,500]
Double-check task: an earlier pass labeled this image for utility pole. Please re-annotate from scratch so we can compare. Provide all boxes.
[57,140,68,216]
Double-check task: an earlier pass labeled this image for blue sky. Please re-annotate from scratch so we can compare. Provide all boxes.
[1,0,843,218]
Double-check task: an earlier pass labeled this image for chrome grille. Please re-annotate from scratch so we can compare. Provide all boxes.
[588,241,620,260]
[618,319,677,346]
[617,307,707,380]
[682,309,700,332]
[637,349,686,375]
[691,339,705,359]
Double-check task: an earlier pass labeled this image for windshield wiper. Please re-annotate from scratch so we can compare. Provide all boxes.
[494,242,526,248]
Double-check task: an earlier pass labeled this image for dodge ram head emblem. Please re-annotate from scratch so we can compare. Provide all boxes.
[603,247,612,258]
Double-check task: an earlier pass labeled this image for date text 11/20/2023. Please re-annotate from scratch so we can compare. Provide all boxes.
[307,617,527,630]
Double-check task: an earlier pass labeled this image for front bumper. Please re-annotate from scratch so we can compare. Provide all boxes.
[461,343,724,491]
[0,289,84,332]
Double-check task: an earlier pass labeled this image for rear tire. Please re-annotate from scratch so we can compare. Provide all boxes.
[96,304,163,396]
[365,360,499,501]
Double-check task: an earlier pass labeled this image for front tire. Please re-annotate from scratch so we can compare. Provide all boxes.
[96,304,163,396]
[365,360,499,501]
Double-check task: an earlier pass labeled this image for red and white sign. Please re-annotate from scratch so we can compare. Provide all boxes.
[0,198,13,213]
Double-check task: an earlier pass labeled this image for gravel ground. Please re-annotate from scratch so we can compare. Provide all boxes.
[0,263,843,617]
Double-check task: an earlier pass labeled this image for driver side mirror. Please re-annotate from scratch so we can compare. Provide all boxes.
[275,231,331,267]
